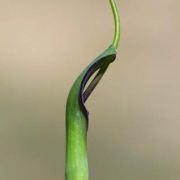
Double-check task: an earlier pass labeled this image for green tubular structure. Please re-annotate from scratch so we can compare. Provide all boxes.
[65,0,120,180]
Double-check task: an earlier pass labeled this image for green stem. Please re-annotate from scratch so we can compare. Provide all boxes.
[109,0,121,49]
[65,98,88,180]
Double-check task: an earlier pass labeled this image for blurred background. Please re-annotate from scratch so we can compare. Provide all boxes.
[0,0,180,179]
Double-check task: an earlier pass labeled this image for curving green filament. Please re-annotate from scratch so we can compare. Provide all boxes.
[109,0,121,49]
[65,1,120,180]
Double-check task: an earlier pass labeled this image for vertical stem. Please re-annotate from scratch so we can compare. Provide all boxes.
[109,0,121,49]
[65,105,88,180]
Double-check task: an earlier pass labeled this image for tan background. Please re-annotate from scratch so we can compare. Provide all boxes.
[0,0,180,179]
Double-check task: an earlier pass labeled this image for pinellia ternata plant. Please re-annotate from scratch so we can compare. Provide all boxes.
[65,0,120,179]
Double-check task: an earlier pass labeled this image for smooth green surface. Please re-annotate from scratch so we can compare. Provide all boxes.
[65,46,117,180]
[110,0,121,48]
[65,0,120,180]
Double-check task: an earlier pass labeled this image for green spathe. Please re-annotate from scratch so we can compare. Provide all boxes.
[65,0,120,180]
